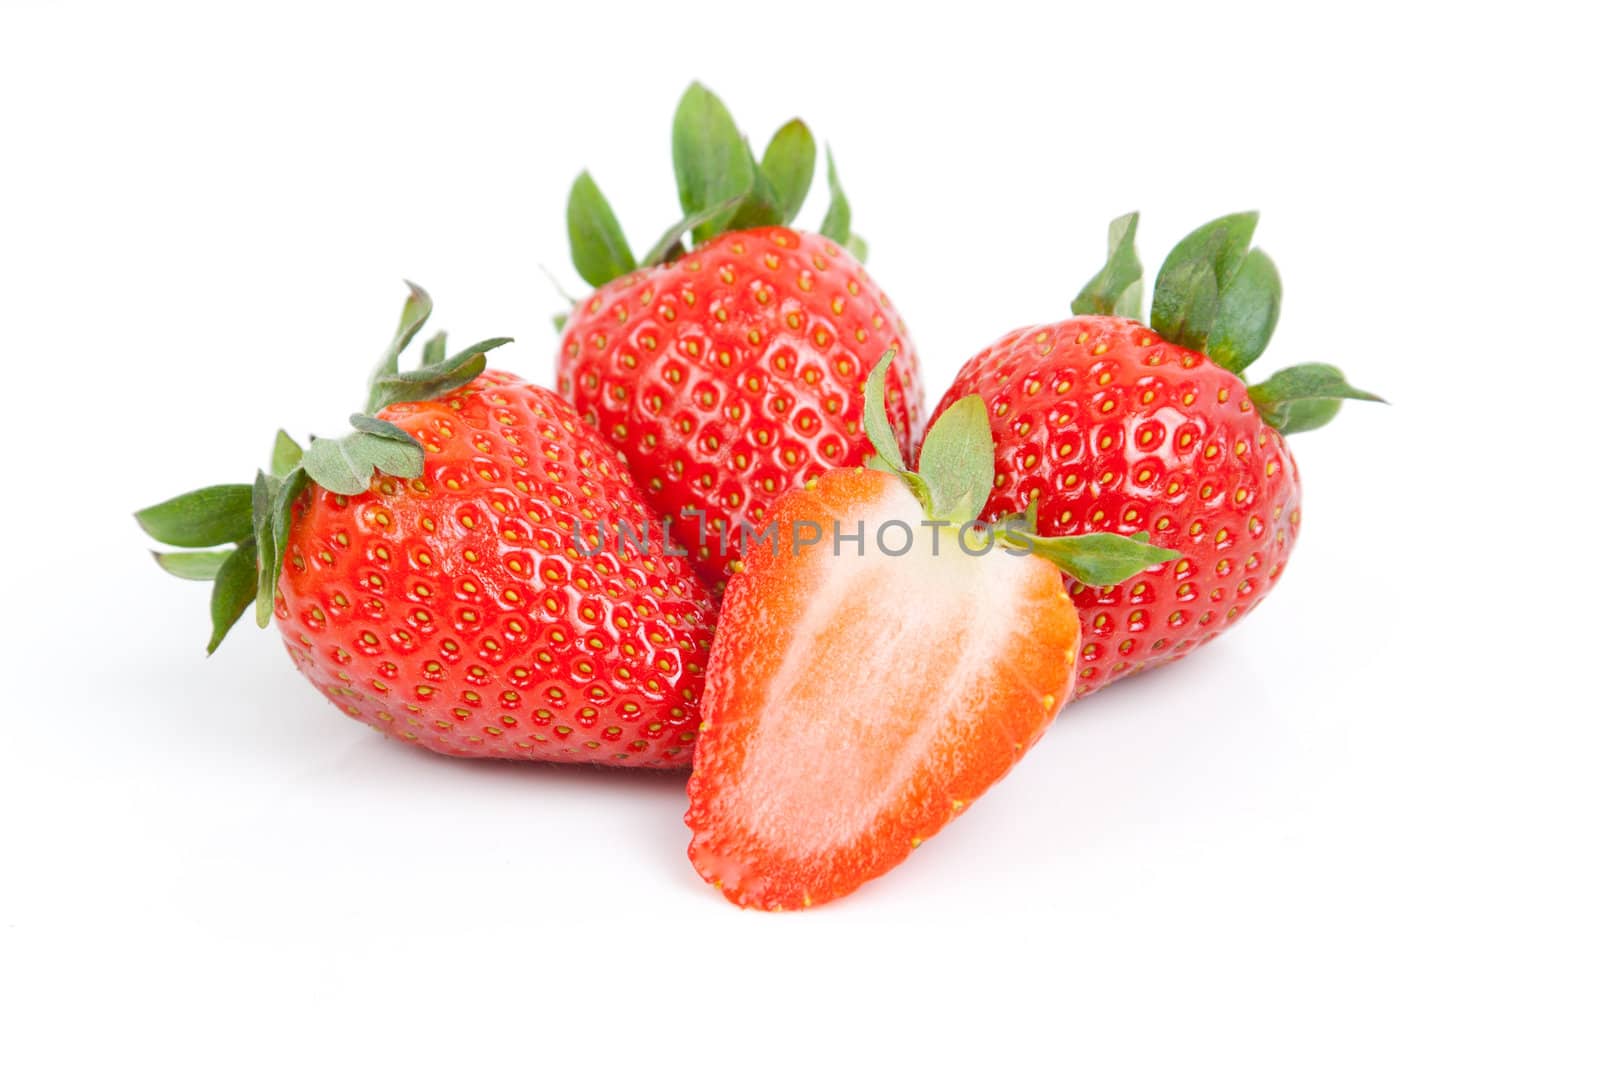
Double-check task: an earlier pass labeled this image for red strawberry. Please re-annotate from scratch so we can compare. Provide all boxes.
[685,356,1177,909]
[930,213,1382,697]
[137,285,716,766]
[555,83,923,593]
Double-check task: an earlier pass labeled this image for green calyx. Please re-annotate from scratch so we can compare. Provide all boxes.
[134,283,508,654]
[1073,212,1386,434]
[561,82,868,299]
[862,354,1180,586]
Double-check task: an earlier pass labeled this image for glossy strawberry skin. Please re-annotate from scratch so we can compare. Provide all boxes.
[557,227,923,593]
[272,370,717,766]
[930,316,1302,697]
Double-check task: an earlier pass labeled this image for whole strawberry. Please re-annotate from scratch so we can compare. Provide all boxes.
[137,286,716,765]
[930,213,1381,697]
[556,83,923,592]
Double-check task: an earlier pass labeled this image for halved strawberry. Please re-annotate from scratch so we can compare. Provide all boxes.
[685,357,1179,909]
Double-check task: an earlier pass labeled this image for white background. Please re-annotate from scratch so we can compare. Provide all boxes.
[3,1,1596,1062]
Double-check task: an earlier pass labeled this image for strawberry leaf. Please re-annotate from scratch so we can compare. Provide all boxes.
[135,484,255,548]
[641,195,748,268]
[421,330,448,367]
[250,467,308,627]
[1208,249,1281,374]
[758,119,816,224]
[1248,363,1386,434]
[917,396,994,526]
[369,281,432,385]
[347,413,418,445]
[1072,212,1143,318]
[151,549,232,581]
[862,351,930,509]
[728,139,787,232]
[144,285,500,656]
[1009,530,1181,587]
[366,338,506,413]
[250,471,280,626]
[863,351,908,471]
[1151,259,1220,353]
[672,83,754,244]
[208,538,258,655]
[364,283,500,414]
[819,146,851,246]
[302,416,424,495]
[567,170,637,288]
[1151,212,1259,354]
[271,430,303,478]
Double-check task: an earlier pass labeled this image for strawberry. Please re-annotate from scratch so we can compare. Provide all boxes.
[684,356,1178,909]
[137,285,716,766]
[555,83,923,593]
[930,213,1382,697]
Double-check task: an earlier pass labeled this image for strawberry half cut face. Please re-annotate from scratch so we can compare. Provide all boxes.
[684,356,1180,909]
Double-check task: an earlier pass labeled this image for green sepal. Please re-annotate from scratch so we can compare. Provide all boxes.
[143,283,505,657]
[672,82,754,244]
[819,146,852,245]
[1153,261,1218,352]
[1207,249,1281,374]
[421,331,447,367]
[135,484,254,548]
[1072,212,1143,318]
[758,119,816,224]
[250,471,280,627]
[208,538,258,655]
[249,467,308,627]
[641,195,747,269]
[863,355,1182,587]
[1002,493,1041,535]
[301,415,424,496]
[370,281,433,385]
[1151,212,1259,354]
[366,337,507,413]
[862,351,908,471]
[727,139,788,232]
[567,170,637,288]
[1005,530,1181,587]
[151,549,232,581]
[917,396,995,527]
[845,233,869,262]
[348,413,419,445]
[360,284,503,413]
[861,351,930,509]
[271,430,303,478]
[552,311,569,332]
[1248,362,1386,434]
